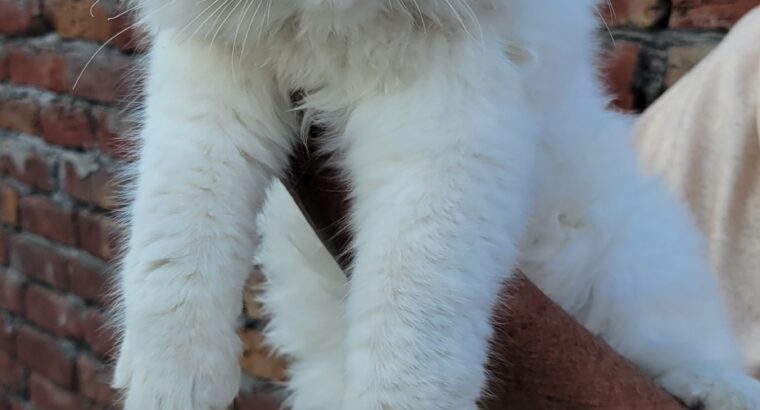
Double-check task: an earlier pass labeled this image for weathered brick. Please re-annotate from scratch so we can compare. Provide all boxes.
[19,196,77,247]
[602,41,642,111]
[0,184,19,227]
[77,354,118,406]
[0,154,54,193]
[665,43,717,87]
[16,326,75,388]
[10,235,68,289]
[25,285,83,340]
[64,163,117,209]
[63,43,135,104]
[40,100,95,148]
[68,256,110,306]
[0,351,27,393]
[93,106,135,159]
[0,0,46,35]
[601,0,671,28]
[29,373,86,410]
[0,312,18,354]
[6,45,67,93]
[0,94,39,135]
[81,308,116,360]
[45,0,136,50]
[0,270,24,314]
[77,211,116,261]
[670,0,757,30]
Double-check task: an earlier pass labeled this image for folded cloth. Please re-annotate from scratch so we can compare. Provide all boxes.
[634,6,760,371]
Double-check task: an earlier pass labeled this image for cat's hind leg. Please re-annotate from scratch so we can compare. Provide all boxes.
[524,119,760,410]
[256,181,348,410]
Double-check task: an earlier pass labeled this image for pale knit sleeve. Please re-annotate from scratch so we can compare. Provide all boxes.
[633,6,760,371]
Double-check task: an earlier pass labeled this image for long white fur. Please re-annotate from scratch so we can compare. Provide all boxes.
[114,1,760,409]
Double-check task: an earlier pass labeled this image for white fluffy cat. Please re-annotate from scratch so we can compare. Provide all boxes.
[113,0,760,409]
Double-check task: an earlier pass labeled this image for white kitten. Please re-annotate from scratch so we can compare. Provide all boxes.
[114,0,760,409]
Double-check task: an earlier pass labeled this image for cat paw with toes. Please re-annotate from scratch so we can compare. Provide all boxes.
[657,366,760,410]
[113,343,241,410]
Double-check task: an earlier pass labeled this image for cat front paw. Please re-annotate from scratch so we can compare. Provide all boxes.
[656,365,760,410]
[113,337,242,410]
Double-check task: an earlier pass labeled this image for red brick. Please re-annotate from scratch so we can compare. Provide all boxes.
[6,45,67,93]
[0,0,46,35]
[0,270,24,314]
[64,44,134,104]
[81,308,116,360]
[240,329,288,382]
[0,155,55,193]
[19,196,77,247]
[93,106,135,160]
[68,257,110,306]
[0,95,39,135]
[77,211,116,261]
[40,100,95,148]
[601,0,671,28]
[0,351,27,393]
[235,391,282,410]
[45,0,136,50]
[30,373,87,410]
[664,43,717,87]
[0,184,19,227]
[602,41,642,112]
[17,326,75,388]
[670,0,757,30]
[77,354,118,406]
[10,235,68,289]
[0,313,18,354]
[64,163,117,209]
[25,285,83,340]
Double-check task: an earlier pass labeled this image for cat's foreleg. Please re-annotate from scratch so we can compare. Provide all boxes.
[566,138,760,409]
[341,46,536,410]
[113,33,294,410]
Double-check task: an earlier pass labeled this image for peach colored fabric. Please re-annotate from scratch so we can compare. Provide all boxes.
[634,7,760,371]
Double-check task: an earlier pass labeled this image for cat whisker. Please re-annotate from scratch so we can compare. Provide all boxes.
[457,0,483,39]
[108,4,139,21]
[233,0,257,75]
[256,0,272,44]
[183,0,225,38]
[74,0,178,91]
[409,0,427,33]
[265,0,272,26]
[205,0,233,40]
[89,0,102,17]
[443,0,472,39]
[210,0,243,51]
[595,7,616,47]
[241,0,264,63]
[606,0,617,21]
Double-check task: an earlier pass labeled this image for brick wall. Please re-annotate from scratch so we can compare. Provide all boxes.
[0,0,756,409]
[602,0,758,112]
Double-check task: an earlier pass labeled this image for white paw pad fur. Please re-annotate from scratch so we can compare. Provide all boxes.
[657,366,760,410]
[113,341,241,410]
